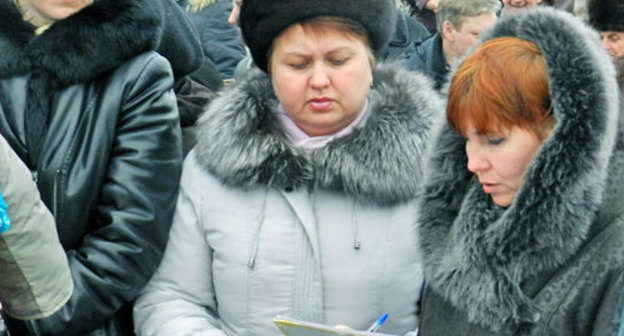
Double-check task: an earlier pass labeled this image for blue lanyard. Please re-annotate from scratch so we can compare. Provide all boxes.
[0,191,10,234]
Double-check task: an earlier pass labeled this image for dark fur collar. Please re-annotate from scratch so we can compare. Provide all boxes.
[419,8,623,333]
[194,64,443,206]
[0,0,162,86]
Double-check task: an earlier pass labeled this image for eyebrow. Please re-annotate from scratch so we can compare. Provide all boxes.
[281,46,354,57]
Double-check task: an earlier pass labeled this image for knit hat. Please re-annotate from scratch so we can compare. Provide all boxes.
[239,0,396,72]
[589,0,624,31]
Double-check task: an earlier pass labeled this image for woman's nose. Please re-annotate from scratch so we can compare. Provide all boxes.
[466,143,490,173]
[309,65,330,89]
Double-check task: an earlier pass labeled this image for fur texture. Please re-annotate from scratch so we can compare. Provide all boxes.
[238,0,396,72]
[0,0,164,164]
[418,8,622,333]
[589,0,624,32]
[194,65,443,206]
[0,0,163,85]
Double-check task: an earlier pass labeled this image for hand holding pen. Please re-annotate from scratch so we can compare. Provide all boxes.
[366,313,388,333]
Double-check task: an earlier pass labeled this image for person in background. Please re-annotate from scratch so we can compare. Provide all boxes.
[380,4,431,63]
[541,0,590,20]
[501,0,543,14]
[179,0,246,83]
[417,8,624,336]
[409,0,440,34]
[0,134,71,323]
[589,0,624,60]
[133,0,444,334]
[0,0,186,335]
[405,0,500,90]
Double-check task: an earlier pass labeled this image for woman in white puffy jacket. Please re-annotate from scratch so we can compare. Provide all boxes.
[133,0,443,334]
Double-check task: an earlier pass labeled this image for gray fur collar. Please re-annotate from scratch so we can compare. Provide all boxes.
[419,8,622,333]
[195,64,443,206]
[0,0,162,86]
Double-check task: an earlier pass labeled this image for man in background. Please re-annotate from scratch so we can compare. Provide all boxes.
[404,0,500,90]
[501,0,543,14]
[589,0,624,60]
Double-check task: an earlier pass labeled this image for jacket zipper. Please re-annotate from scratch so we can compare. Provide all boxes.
[53,169,62,220]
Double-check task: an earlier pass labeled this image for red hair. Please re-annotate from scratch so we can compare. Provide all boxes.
[447,37,553,139]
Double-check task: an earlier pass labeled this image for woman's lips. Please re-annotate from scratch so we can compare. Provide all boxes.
[308,98,333,111]
[481,182,497,194]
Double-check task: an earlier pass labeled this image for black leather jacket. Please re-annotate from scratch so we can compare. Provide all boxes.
[0,0,184,335]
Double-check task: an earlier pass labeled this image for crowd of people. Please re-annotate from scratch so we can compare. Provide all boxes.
[0,0,623,335]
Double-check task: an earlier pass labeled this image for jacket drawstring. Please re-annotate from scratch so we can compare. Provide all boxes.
[351,200,361,250]
[248,176,274,269]
[312,188,361,251]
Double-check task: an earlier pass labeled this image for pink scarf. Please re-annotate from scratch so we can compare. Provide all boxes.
[275,99,370,153]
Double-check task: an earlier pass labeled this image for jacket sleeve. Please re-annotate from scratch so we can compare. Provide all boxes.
[5,54,183,335]
[133,154,226,336]
[0,135,72,320]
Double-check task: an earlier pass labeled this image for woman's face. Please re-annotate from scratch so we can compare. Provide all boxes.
[269,24,373,136]
[502,0,543,14]
[19,0,91,26]
[464,121,543,207]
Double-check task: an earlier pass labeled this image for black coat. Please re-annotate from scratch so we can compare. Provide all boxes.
[418,9,624,336]
[0,0,184,335]
[379,8,430,64]
[403,33,449,90]
[179,0,246,80]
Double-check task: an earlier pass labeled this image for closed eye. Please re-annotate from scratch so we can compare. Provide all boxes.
[486,137,505,145]
[329,58,348,66]
[289,62,310,70]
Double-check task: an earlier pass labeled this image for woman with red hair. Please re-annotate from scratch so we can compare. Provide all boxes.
[417,8,624,336]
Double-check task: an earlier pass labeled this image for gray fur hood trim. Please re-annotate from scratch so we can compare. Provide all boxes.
[195,64,443,205]
[419,8,622,333]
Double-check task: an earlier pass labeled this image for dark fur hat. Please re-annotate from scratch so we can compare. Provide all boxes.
[239,0,396,72]
[589,0,624,31]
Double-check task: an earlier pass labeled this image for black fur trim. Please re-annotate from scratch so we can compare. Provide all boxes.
[0,0,163,86]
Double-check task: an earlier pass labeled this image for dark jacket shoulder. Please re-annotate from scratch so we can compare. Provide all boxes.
[404,33,448,90]
[380,9,430,64]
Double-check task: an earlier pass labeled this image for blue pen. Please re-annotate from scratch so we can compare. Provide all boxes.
[366,313,388,333]
[0,191,10,234]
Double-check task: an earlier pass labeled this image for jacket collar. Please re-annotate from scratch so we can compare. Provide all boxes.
[0,0,163,86]
[194,64,443,206]
[417,33,448,89]
[419,8,623,333]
